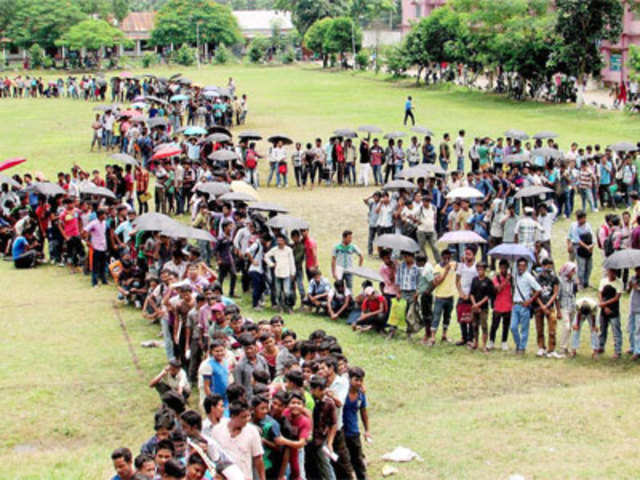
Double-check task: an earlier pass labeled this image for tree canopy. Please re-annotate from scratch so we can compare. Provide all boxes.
[56,19,130,51]
[150,0,242,48]
[274,0,351,35]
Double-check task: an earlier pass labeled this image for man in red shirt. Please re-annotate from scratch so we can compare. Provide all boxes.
[301,228,318,282]
[59,198,84,270]
[353,287,387,333]
[283,391,311,480]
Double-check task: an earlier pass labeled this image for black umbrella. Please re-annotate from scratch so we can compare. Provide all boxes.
[344,266,384,283]
[383,179,418,191]
[209,150,239,162]
[530,147,563,160]
[132,212,180,232]
[532,131,558,140]
[609,142,637,153]
[169,73,183,81]
[207,126,233,137]
[110,153,140,167]
[162,224,215,242]
[146,95,169,105]
[333,128,358,138]
[238,130,262,141]
[374,234,419,253]
[248,202,289,214]
[358,125,383,134]
[603,249,640,269]
[79,183,117,199]
[504,129,529,140]
[411,126,434,136]
[266,214,309,230]
[219,191,257,202]
[22,182,65,197]
[268,134,293,146]
[204,133,232,144]
[513,185,553,199]
[383,131,406,140]
[195,182,231,197]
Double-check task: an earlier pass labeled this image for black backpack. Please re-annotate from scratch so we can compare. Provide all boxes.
[603,234,615,257]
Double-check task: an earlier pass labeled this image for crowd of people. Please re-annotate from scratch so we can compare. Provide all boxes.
[5,76,640,479]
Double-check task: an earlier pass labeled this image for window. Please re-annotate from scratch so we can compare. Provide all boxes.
[415,4,422,18]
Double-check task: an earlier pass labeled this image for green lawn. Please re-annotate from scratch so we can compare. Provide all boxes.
[2,64,640,480]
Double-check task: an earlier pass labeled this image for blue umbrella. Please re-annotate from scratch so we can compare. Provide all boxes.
[184,126,207,136]
[170,94,190,102]
[488,243,535,262]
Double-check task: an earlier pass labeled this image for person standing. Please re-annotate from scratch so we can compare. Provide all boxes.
[369,139,384,186]
[511,257,542,354]
[470,262,494,352]
[454,130,465,173]
[534,259,561,358]
[403,96,415,126]
[416,195,440,263]
[514,206,543,252]
[358,138,371,187]
[331,230,363,291]
[567,210,594,289]
[557,262,578,356]
[439,133,451,172]
[265,233,296,313]
[598,268,623,359]
[428,249,456,345]
[83,208,108,287]
[455,246,478,347]
[627,266,640,360]
[363,192,380,256]
[490,259,512,350]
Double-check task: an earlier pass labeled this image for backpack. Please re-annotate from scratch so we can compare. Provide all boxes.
[246,150,257,169]
[603,234,615,257]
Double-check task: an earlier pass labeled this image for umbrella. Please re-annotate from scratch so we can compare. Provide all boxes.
[132,102,147,109]
[183,126,207,136]
[22,182,65,197]
[446,186,484,200]
[504,129,529,140]
[148,117,169,129]
[230,180,260,200]
[266,214,310,231]
[238,130,262,141]
[162,224,215,243]
[0,157,26,173]
[219,191,257,202]
[118,109,142,118]
[530,147,563,160]
[503,153,530,164]
[118,71,134,79]
[608,142,637,153]
[513,185,553,199]
[603,249,640,269]
[216,88,232,98]
[132,212,180,232]
[93,105,113,111]
[204,133,232,144]
[532,131,558,140]
[146,95,168,105]
[437,231,487,244]
[202,90,219,98]
[152,146,182,161]
[195,182,231,197]
[411,126,434,136]
[79,183,117,199]
[248,202,289,214]
[170,94,190,102]
[203,85,219,91]
[110,153,140,167]
[0,174,20,189]
[267,134,293,146]
[488,243,535,262]
[207,126,233,137]
[382,179,417,191]
[169,73,183,81]
[344,266,384,283]
[374,234,419,253]
[397,164,444,179]
[178,78,192,85]
[333,128,358,138]
[209,150,239,163]
[358,125,383,134]
[383,131,406,140]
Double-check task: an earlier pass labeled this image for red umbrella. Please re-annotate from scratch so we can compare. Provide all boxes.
[152,146,182,161]
[119,109,142,118]
[0,157,26,172]
[119,71,134,79]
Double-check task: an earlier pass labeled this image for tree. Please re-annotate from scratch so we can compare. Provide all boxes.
[550,0,624,83]
[246,35,270,63]
[6,0,87,50]
[303,17,333,67]
[349,0,395,25]
[112,0,130,22]
[274,0,351,35]
[57,19,130,52]
[323,16,362,66]
[151,0,242,49]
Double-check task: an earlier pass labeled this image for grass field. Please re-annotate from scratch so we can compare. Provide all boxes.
[2,64,640,480]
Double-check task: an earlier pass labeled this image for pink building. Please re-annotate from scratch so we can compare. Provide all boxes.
[401,0,640,84]
[400,0,447,33]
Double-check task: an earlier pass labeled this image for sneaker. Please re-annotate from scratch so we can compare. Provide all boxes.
[487,340,494,350]
[536,348,546,357]
[135,300,142,309]
[593,208,599,212]
[548,351,565,359]
[501,342,509,351]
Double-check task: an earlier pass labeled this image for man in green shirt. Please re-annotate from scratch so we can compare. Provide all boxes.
[478,137,493,170]
[331,230,363,291]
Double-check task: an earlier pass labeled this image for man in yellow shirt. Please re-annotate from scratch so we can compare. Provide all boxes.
[426,249,457,345]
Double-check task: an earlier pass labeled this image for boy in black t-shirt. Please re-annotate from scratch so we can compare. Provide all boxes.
[470,263,495,352]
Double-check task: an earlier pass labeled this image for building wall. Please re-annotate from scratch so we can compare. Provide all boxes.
[400,0,447,33]
[600,2,640,84]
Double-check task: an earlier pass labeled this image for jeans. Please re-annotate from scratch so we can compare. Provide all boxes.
[249,271,265,308]
[403,109,415,126]
[295,268,305,298]
[367,226,377,255]
[342,273,353,291]
[629,312,640,354]
[276,171,288,187]
[197,239,212,266]
[599,315,622,355]
[274,276,291,308]
[431,297,453,332]
[576,255,592,288]
[161,315,175,361]
[305,443,336,480]
[571,317,600,351]
[417,231,440,262]
[439,159,449,172]
[267,162,278,186]
[91,249,108,286]
[372,165,382,185]
[346,163,356,184]
[510,304,531,351]
[457,155,464,172]
[579,188,595,212]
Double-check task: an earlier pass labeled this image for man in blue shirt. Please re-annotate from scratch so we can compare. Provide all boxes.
[110,447,135,480]
[511,257,542,353]
[12,230,38,269]
[403,96,415,126]
[343,367,371,480]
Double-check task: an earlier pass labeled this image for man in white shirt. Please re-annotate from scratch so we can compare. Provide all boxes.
[536,202,557,255]
[416,195,440,262]
[454,129,465,172]
[265,233,296,313]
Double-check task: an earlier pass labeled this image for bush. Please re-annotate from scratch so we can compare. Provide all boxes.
[141,52,158,68]
[171,44,195,66]
[355,49,370,70]
[247,36,269,63]
[279,47,295,64]
[385,45,409,77]
[329,53,337,68]
[42,56,54,69]
[214,45,231,65]
[29,44,45,68]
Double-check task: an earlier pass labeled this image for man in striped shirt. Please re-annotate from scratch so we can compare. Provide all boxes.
[577,162,597,212]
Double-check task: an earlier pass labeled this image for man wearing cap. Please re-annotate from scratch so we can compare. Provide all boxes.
[511,257,542,354]
[514,206,544,251]
[416,195,440,262]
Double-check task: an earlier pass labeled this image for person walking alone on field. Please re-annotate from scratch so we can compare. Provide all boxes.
[403,96,415,126]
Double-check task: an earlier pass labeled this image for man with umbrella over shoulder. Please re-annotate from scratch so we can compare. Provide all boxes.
[511,256,542,354]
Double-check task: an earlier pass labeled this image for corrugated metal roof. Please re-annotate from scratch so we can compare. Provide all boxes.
[121,11,157,33]
[233,10,293,32]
